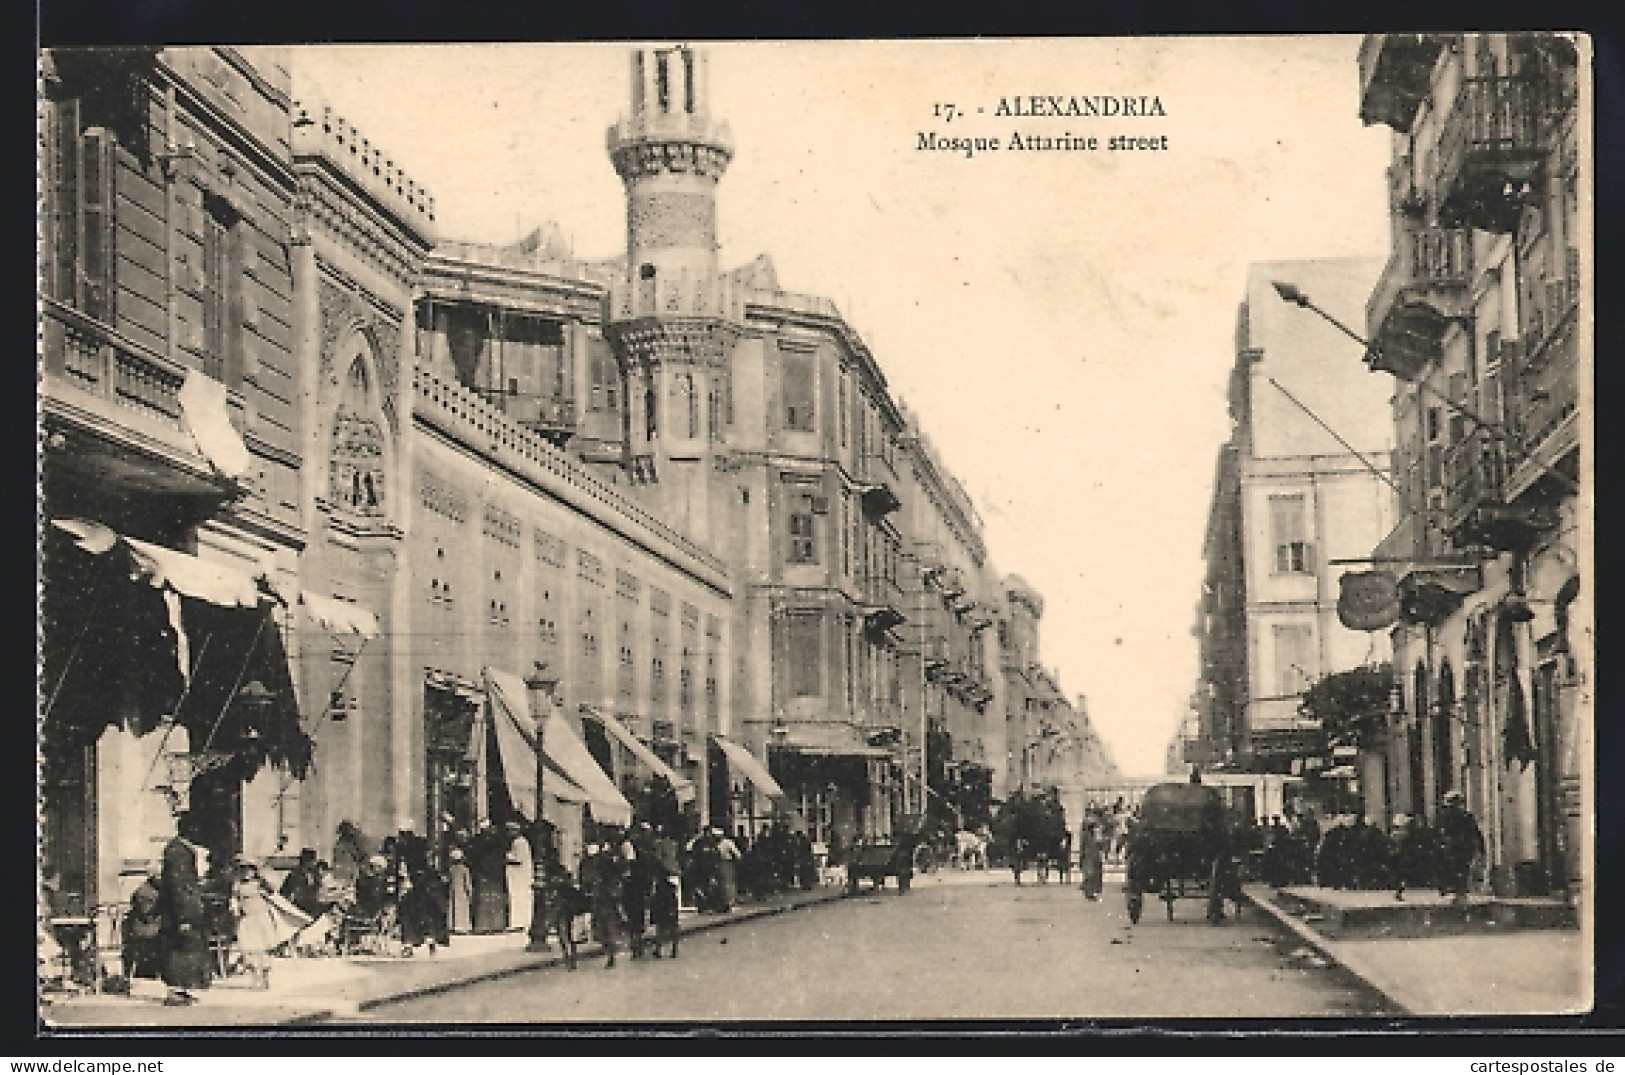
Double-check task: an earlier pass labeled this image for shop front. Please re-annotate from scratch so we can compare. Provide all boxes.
[766,722,897,863]
[41,519,311,918]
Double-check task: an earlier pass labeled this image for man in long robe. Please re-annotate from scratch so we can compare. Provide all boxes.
[158,811,213,1004]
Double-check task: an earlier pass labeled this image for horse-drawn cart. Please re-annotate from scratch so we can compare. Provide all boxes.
[1123,782,1243,925]
[845,839,913,894]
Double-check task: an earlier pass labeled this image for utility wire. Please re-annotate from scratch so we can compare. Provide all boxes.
[1266,377,1401,497]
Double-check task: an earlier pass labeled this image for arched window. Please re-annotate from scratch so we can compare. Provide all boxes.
[329,356,387,517]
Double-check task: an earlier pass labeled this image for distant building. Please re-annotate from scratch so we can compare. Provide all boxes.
[1190,258,1398,790]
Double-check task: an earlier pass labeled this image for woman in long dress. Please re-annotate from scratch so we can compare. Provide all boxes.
[1078,822,1105,901]
[231,858,309,989]
[505,824,533,934]
[446,846,474,934]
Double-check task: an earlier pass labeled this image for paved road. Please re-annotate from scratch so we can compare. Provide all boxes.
[347,873,1392,1022]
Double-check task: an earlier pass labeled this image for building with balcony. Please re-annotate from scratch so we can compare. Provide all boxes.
[1188,259,1397,791]
[1356,33,1587,901]
[40,47,314,916]
[40,45,1084,921]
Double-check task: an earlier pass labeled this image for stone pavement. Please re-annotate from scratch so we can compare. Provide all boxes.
[40,884,846,1029]
[1243,883,1590,1016]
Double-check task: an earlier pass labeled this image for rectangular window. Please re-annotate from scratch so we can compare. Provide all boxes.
[837,371,849,448]
[783,348,815,432]
[1273,623,1315,697]
[788,496,817,564]
[787,615,822,697]
[200,204,240,385]
[1269,494,1313,574]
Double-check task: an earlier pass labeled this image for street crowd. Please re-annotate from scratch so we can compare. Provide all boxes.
[87,809,829,1002]
[1228,790,1487,902]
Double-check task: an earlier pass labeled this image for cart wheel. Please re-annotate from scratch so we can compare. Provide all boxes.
[1126,889,1143,925]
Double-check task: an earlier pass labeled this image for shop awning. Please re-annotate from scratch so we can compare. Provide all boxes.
[51,518,269,608]
[581,706,696,804]
[483,668,600,820]
[300,591,380,639]
[543,709,632,826]
[484,668,541,821]
[767,723,894,760]
[712,735,784,799]
[178,368,251,479]
[486,668,631,826]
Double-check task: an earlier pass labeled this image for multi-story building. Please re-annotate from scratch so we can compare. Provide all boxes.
[1189,259,1398,789]
[41,47,312,913]
[895,411,1003,821]
[39,43,1098,915]
[1356,32,1588,899]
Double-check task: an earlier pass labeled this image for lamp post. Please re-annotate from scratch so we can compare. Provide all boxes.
[1270,280,1577,496]
[525,665,559,825]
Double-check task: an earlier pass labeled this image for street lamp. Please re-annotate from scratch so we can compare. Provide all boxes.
[1270,280,1577,496]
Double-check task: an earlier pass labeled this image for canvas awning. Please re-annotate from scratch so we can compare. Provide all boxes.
[483,668,600,820]
[485,668,631,826]
[543,709,632,826]
[52,519,270,609]
[767,723,894,760]
[178,368,251,479]
[712,736,784,798]
[580,706,696,804]
[300,591,380,639]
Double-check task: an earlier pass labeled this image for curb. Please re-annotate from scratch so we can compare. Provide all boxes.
[288,886,849,1023]
[1241,887,1412,1016]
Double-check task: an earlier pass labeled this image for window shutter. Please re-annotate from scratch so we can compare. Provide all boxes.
[47,98,81,305]
[78,126,115,322]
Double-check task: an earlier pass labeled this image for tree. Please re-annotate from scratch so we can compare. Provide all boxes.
[1297,663,1394,752]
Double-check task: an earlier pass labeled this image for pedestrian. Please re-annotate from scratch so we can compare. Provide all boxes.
[1436,790,1485,904]
[331,820,369,889]
[446,846,474,934]
[649,823,683,959]
[230,855,306,989]
[714,827,741,911]
[504,822,533,934]
[397,832,448,956]
[469,823,509,933]
[623,821,655,958]
[279,849,325,920]
[585,837,627,968]
[1077,821,1104,900]
[121,872,163,981]
[158,811,213,1005]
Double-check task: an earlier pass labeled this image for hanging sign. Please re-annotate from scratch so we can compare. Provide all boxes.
[1337,570,1401,631]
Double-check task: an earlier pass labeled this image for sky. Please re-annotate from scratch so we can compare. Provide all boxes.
[291,38,1394,776]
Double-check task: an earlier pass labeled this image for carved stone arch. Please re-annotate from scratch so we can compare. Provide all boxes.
[324,327,395,525]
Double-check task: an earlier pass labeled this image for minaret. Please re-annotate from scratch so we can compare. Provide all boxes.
[605,45,738,545]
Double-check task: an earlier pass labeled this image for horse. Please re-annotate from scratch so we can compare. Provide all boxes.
[952,830,987,871]
[539,877,592,971]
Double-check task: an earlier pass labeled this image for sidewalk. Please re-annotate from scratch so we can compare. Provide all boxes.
[41,884,846,1029]
[1243,884,1590,1016]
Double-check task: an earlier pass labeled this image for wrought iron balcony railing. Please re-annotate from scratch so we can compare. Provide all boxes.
[1435,76,1547,233]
